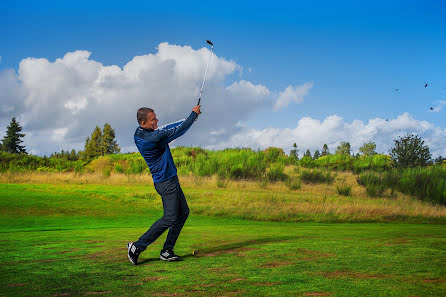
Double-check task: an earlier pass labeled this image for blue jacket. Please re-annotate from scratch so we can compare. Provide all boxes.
[134,111,198,183]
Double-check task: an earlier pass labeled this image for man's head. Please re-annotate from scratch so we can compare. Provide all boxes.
[137,107,158,130]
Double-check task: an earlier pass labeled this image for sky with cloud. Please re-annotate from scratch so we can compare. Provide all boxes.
[1,0,445,157]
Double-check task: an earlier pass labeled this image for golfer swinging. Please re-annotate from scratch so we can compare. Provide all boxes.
[128,104,201,264]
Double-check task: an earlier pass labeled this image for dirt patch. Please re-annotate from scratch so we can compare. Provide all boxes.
[295,248,335,261]
[55,248,81,255]
[261,261,293,268]
[144,276,168,281]
[380,237,413,246]
[52,293,71,296]
[201,247,258,257]
[251,282,281,286]
[84,292,112,295]
[230,278,247,282]
[8,283,25,287]
[318,271,390,280]
[205,267,229,272]
[422,278,446,284]
[152,292,184,296]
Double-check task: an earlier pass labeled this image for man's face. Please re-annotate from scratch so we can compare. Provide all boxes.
[142,112,158,130]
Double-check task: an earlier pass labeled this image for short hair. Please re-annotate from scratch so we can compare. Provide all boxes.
[137,107,154,124]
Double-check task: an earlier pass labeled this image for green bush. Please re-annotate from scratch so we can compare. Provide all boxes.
[267,164,287,182]
[285,176,301,190]
[300,169,335,184]
[336,184,352,196]
[357,172,386,197]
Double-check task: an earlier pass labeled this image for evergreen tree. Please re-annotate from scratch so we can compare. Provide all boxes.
[359,141,377,156]
[336,141,351,155]
[321,144,329,156]
[69,149,78,161]
[390,134,431,168]
[289,142,299,160]
[101,123,120,155]
[83,126,102,160]
[313,149,320,160]
[1,117,27,154]
[304,149,312,158]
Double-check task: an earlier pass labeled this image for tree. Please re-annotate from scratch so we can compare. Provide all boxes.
[101,123,120,155]
[359,141,377,156]
[289,142,299,160]
[313,149,320,160]
[83,126,102,160]
[304,149,312,158]
[434,156,445,165]
[1,117,27,154]
[390,134,431,168]
[336,141,351,156]
[321,144,329,156]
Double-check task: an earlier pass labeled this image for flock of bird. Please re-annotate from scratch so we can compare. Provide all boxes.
[393,82,443,112]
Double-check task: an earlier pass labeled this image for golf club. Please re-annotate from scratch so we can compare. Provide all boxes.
[197,40,214,106]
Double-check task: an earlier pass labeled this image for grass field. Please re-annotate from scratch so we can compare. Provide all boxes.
[1,174,446,296]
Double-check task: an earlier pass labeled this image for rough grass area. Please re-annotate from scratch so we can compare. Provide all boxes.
[0,180,446,296]
[1,172,446,223]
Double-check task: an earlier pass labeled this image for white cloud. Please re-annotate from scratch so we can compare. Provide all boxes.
[1,44,445,159]
[205,112,446,158]
[273,81,313,111]
[0,43,271,155]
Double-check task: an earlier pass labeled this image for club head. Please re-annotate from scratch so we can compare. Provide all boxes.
[206,40,214,46]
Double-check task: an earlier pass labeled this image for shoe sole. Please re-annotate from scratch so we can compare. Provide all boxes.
[160,255,179,262]
[127,243,137,265]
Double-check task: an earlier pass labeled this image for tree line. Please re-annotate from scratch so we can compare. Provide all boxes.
[0,118,120,161]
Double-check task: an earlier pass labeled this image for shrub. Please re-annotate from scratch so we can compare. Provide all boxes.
[285,176,301,190]
[300,169,335,184]
[267,164,287,182]
[357,172,386,197]
[336,184,352,196]
[216,176,229,188]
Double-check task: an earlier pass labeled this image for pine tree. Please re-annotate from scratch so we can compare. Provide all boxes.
[101,123,120,155]
[321,144,329,156]
[289,142,299,160]
[69,149,77,161]
[313,149,320,160]
[1,117,27,154]
[83,127,102,160]
[304,149,312,158]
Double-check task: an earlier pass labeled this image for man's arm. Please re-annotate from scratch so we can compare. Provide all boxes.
[159,111,198,145]
[158,119,186,131]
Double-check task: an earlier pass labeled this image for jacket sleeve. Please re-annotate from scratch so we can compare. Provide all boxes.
[159,111,198,145]
[158,118,186,131]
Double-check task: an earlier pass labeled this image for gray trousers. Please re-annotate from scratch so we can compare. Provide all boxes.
[135,175,189,251]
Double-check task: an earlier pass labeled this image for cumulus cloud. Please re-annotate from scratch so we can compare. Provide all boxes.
[204,112,446,158]
[273,81,313,111]
[0,43,272,155]
[1,43,444,159]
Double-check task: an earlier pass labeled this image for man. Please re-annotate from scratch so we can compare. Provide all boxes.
[128,105,201,264]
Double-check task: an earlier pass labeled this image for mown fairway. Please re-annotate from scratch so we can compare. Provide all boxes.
[1,181,446,296]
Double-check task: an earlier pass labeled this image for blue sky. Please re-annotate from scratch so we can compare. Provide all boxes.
[1,0,445,156]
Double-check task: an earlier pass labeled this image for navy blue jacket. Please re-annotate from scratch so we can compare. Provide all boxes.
[134,111,198,183]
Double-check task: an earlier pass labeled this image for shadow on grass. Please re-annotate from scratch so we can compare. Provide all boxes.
[182,235,295,259]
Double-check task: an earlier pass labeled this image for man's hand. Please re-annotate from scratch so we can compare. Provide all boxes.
[192,105,201,115]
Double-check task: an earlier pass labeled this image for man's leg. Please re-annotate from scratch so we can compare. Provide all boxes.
[134,176,180,251]
[163,183,189,250]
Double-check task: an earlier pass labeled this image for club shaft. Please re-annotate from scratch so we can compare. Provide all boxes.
[198,45,214,105]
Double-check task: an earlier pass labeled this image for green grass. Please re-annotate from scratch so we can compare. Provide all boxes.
[1,183,446,296]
